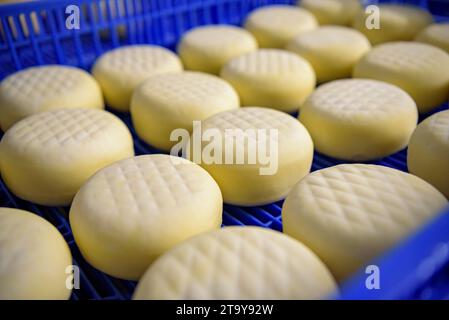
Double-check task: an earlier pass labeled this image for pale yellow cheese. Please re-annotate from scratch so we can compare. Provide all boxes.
[244,5,318,48]
[352,4,433,45]
[178,25,258,74]
[415,23,449,54]
[0,109,134,206]
[408,110,449,199]
[131,72,239,151]
[0,207,72,300]
[92,45,183,111]
[133,227,337,299]
[191,107,314,206]
[299,0,362,26]
[0,65,104,131]
[300,79,418,160]
[220,49,316,112]
[282,164,447,281]
[286,26,371,83]
[69,154,223,280]
[353,42,449,113]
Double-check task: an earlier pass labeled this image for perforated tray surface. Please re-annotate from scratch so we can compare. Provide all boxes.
[0,0,449,300]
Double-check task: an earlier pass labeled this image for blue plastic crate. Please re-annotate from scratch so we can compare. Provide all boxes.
[0,0,448,300]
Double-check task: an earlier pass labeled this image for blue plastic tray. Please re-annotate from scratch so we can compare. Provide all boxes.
[0,0,448,300]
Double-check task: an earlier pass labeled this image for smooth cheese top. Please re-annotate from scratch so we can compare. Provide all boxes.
[0,108,133,167]
[415,23,449,53]
[302,79,417,121]
[374,4,433,27]
[299,0,362,25]
[178,25,258,74]
[133,226,337,300]
[221,49,315,85]
[132,72,239,118]
[92,45,183,89]
[352,4,433,44]
[286,26,371,82]
[287,26,370,51]
[179,25,257,55]
[71,155,222,240]
[357,42,448,75]
[353,42,449,94]
[198,107,312,163]
[0,65,103,130]
[244,5,318,47]
[0,207,72,300]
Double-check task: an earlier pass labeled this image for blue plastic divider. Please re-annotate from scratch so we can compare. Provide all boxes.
[0,0,448,300]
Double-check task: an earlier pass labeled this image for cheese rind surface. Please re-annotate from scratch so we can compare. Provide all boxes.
[131,72,239,151]
[300,79,418,160]
[0,207,72,300]
[408,110,449,199]
[220,49,316,112]
[286,26,371,83]
[0,65,104,131]
[415,23,449,54]
[298,0,362,26]
[0,108,134,206]
[352,5,433,45]
[69,154,223,280]
[282,164,448,281]
[191,107,314,206]
[133,227,337,300]
[244,5,318,48]
[178,25,258,74]
[92,45,183,111]
[353,42,449,113]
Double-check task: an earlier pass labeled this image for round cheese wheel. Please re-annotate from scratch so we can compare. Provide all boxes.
[92,45,183,111]
[178,25,258,74]
[0,65,104,131]
[353,42,449,114]
[408,110,449,199]
[286,26,371,83]
[299,0,362,26]
[220,49,316,112]
[352,4,433,45]
[191,107,313,206]
[0,207,72,300]
[415,23,449,54]
[69,154,223,280]
[282,164,447,281]
[133,227,337,299]
[244,5,318,48]
[0,108,134,206]
[300,79,418,160]
[131,72,239,151]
